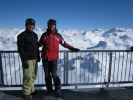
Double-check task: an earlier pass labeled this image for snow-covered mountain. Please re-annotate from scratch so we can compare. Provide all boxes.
[0,27,133,50]
[1,27,133,87]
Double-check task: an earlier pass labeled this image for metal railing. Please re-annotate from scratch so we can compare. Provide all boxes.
[0,50,133,89]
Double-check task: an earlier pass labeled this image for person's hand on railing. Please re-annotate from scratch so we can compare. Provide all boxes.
[70,47,80,52]
[130,46,133,51]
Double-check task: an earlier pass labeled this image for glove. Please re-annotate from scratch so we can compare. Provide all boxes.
[130,46,133,51]
[37,50,41,62]
[23,61,29,69]
[71,48,80,52]
[37,56,40,62]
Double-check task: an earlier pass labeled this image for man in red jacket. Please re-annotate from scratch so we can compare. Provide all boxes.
[39,19,80,97]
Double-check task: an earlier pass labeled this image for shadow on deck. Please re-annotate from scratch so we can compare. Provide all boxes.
[0,87,133,100]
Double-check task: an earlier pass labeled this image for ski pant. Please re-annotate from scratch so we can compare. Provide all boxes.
[42,59,61,92]
[22,59,37,95]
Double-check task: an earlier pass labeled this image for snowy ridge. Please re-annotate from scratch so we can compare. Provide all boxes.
[0,27,133,50]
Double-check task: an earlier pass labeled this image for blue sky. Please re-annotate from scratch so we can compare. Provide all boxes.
[0,0,133,29]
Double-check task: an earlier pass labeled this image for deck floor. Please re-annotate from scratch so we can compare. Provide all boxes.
[0,87,133,100]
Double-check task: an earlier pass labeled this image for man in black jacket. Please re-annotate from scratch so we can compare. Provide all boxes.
[17,18,40,100]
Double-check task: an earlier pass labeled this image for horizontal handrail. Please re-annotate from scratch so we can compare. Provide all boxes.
[0,50,133,89]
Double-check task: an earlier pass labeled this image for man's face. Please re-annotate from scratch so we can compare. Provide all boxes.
[48,24,56,32]
[26,24,35,32]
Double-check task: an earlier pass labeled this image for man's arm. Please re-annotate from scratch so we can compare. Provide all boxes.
[35,34,40,62]
[17,35,26,61]
[59,34,80,52]
[38,33,46,47]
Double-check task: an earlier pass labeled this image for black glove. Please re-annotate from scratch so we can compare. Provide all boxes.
[22,61,29,69]
[37,56,40,62]
[37,50,41,62]
[130,46,133,51]
[70,48,80,52]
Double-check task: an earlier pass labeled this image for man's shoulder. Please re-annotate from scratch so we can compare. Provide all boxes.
[41,32,48,37]
[33,32,38,37]
[17,31,25,38]
[56,33,63,38]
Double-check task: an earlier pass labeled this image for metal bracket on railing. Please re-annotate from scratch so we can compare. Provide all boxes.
[64,51,69,85]
[106,52,113,88]
[0,53,4,86]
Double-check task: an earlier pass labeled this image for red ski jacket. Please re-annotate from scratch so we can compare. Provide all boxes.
[39,31,74,61]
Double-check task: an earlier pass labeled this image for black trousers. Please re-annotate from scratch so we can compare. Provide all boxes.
[42,59,61,91]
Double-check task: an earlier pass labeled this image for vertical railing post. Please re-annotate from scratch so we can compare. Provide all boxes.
[64,51,69,85]
[106,52,113,87]
[0,52,4,86]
